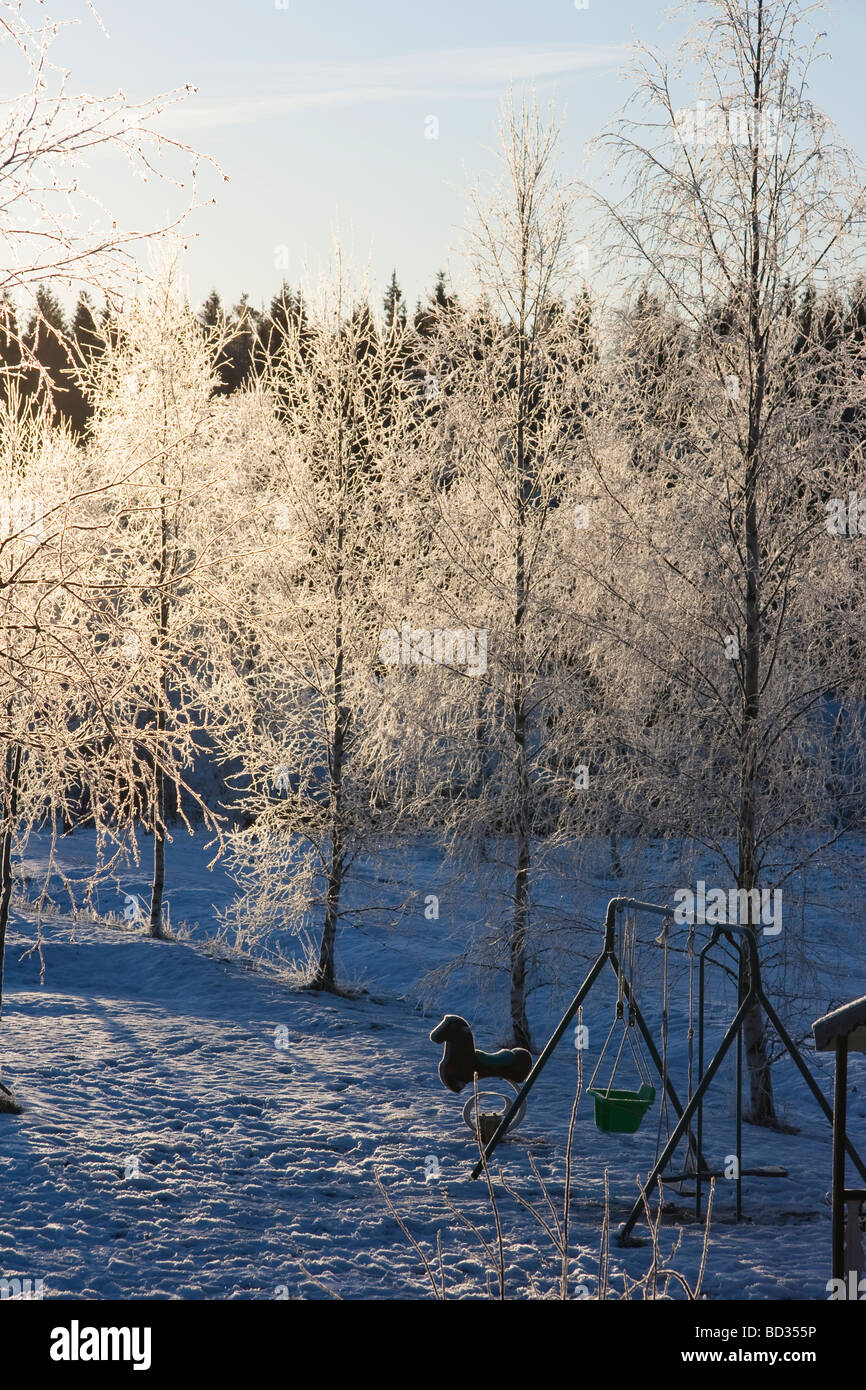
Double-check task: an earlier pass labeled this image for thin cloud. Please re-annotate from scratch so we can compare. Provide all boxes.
[169,44,628,130]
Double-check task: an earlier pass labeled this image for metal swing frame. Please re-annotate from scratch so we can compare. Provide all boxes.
[470,895,866,1248]
[471,897,709,1187]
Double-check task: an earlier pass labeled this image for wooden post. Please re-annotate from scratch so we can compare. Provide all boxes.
[831,1036,848,1287]
[845,1199,864,1288]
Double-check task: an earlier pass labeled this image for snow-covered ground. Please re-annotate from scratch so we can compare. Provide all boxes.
[0,831,864,1300]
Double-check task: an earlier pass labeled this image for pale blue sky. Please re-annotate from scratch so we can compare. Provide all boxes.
[24,1,866,315]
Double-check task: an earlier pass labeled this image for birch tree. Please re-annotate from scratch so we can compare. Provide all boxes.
[209,265,416,991]
[582,0,866,1122]
[0,393,179,1102]
[0,400,83,1091]
[82,275,238,939]
[1,0,209,397]
[0,2,218,1104]
[391,95,597,1048]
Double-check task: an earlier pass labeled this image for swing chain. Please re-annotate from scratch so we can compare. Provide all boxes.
[627,910,639,1027]
[586,904,657,1133]
[687,923,696,1064]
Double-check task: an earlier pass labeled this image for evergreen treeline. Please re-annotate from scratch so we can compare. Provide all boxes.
[0,271,459,436]
[7,270,866,450]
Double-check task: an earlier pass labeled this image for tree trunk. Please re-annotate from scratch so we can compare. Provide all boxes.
[511,585,532,1045]
[149,770,167,939]
[511,540,531,1047]
[609,829,624,880]
[740,952,775,1124]
[148,527,170,941]
[313,511,348,992]
[736,843,777,1124]
[510,810,532,1050]
[736,0,776,1127]
[509,306,532,1051]
[0,742,23,1029]
[315,825,343,992]
[738,498,775,1122]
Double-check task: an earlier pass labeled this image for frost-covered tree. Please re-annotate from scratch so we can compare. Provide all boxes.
[208,260,416,991]
[0,393,179,1099]
[582,0,866,1122]
[82,275,238,939]
[388,95,598,1048]
[0,0,213,1097]
[0,0,210,416]
[0,401,82,1066]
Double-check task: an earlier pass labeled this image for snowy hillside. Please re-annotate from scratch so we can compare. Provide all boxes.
[1,833,863,1301]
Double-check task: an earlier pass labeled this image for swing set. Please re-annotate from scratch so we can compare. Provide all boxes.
[470,895,866,1246]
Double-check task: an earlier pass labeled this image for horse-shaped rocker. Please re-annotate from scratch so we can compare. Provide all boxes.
[430,1015,532,1141]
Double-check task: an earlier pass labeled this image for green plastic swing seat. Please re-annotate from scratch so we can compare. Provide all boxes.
[589,1083,656,1134]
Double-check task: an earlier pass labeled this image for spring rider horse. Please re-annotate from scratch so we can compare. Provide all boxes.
[430,1015,532,1144]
